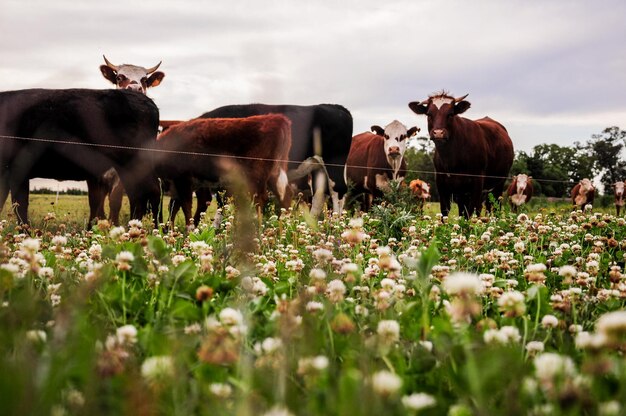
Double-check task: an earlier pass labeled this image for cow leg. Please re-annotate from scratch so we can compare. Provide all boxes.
[169,179,193,226]
[10,179,30,224]
[108,181,125,226]
[193,187,213,226]
[86,178,107,225]
[0,173,10,214]
[617,205,621,216]
[471,180,484,217]
[168,195,182,225]
[310,170,327,216]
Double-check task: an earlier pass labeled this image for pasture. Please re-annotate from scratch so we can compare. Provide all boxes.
[1,193,626,416]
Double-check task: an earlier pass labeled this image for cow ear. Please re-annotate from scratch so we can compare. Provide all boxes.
[454,100,471,114]
[147,71,165,88]
[408,101,428,115]
[371,125,385,136]
[100,65,117,84]
[407,127,419,137]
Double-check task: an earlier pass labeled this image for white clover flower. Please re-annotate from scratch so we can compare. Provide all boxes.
[38,267,54,279]
[262,406,294,416]
[51,235,67,247]
[499,326,521,343]
[401,392,436,411]
[327,279,346,303]
[26,329,47,344]
[260,337,282,354]
[21,238,41,252]
[305,301,324,313]
[109,226,125,240]
[309,268,327,281]
[541,315,559,329]
[171,254,187,266]
[312,248,334,263]
[377,320,400,344]
[219,308,244,326]
[596,310,626,341]
[534,353,576,383]
[116,324,138,345]
[442,272,483,296]
[340,262,359,274]
[141,356,174,384]
[497,291,526,317]
[209,383,233,398]
[371,370,402,397]
[525,341,545,355]
[598,400,621,416]
[558,265,577,279]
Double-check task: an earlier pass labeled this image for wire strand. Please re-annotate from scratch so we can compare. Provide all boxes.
[0,133,578,185]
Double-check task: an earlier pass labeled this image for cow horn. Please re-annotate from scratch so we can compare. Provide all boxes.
[146,61,162,74]
[454,94,469,102]
[102,55,119,71]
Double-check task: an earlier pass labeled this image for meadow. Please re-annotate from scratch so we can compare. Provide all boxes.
[1,191,625,416]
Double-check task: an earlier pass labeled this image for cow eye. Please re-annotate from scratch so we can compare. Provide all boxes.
[116,75,126,83]
[141,77,148,84]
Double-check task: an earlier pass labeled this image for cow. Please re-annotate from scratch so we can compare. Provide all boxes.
[345,121,418,211]
[90,56,167,225]
[155,115,293,226]
[614,181,624,216]
[0,88,161,224]
[199,104,353,215]
[506,174,533,212]
[409,179,431,212]
[408,92,514,218]
[571,178,595,210]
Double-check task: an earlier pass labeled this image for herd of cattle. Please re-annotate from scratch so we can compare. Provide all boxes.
[0,57,623,226]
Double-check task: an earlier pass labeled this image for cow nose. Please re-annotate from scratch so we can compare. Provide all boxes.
[388,147,401,157]
[431,129,446,139]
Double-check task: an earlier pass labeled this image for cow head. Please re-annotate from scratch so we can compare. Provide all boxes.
[408,92,470,141]
[614,181,624,197]
[371,120,418,170]
[409,179,431,200]
[100,55,165,94]
[515,174,530,194]
[579,178,594,195]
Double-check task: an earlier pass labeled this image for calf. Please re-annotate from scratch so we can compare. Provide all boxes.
[155,115,293,225]
[571,178,595,210]
[614,181,624,216]
[506,174,533,212]
[409,179,431,211]
[345,120,418,211]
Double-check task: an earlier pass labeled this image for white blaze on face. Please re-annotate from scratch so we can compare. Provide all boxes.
[516,174,529,194]
[383,120,409,180]
[580,178,593,194]
[615,181,624,197]
[431,96,454,109]
[115,64,152,93]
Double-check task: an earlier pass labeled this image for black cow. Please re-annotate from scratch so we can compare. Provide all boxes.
[0,89,161,224]
[199,104,353,214]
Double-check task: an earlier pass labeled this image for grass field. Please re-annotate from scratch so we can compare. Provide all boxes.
[1,191,625,415]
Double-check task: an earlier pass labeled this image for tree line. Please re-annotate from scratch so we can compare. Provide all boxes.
[404,126,626,200]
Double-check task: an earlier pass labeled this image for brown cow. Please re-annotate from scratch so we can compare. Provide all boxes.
[408,92,514,218]
[571,178,595,210]
[506,174,533,212]
[409,179,431,211]
[614,181,624,216]
[345,120,418,211]
[155,115,293,225]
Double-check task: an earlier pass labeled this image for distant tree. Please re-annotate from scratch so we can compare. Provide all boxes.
[587,126,626,193]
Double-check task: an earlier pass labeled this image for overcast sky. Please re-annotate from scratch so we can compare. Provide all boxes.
[2,0,626,190]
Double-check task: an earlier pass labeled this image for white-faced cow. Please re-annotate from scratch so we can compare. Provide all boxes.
[571,178,595,210]
[0,89,161,224]
[199,104,353,215]
[155,115,293,226]
[92,56,166,224]
[345,120,418,211]
[614,181,624,216]
[408,92,514,218]
[507,174,533,212]
[409,179,431,211]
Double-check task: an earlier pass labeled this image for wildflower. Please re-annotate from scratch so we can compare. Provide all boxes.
[195,285,214,302]
[541,315,559,329]
[116,325,138,345]
[115,251,134,271]
[184,323,202,335]
[401,392,436,412]
[171,254,186,266]
[497,291,526,317]
[209,383,233,398]
[225,265,240,280]
[21,238,40,253]
[141,355,174,385]
[262,406,294,416]
[377,320,400,345]
[558,265,577,284]
[109,226,125,240]
[525,263,547,285]
[330,313,355,334]
[219,308,244,326]
[525,341,545,356]
[26,329,47,344]
[38,267,54,279]
[533,352,576,388]
[305,301,324,313]
[442,272,483,296]
[596,310,626,346]
[297,355,329,376]
[598,401,621,416]
[371,370,402,397]
[312,248,334,264]
[327,279,346,303]
[309,268,327,281]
